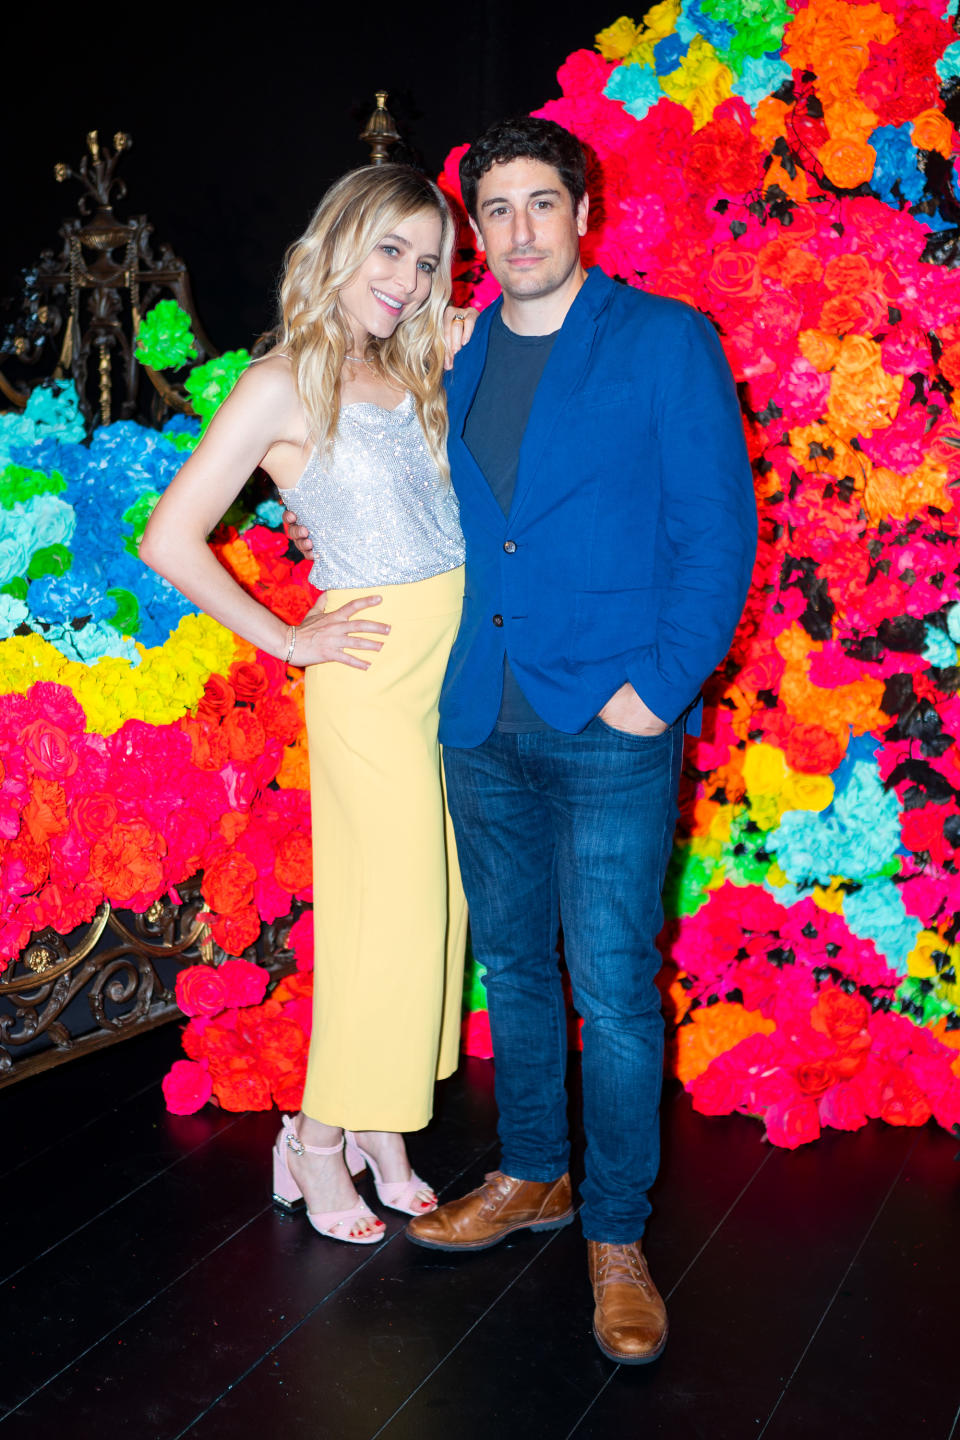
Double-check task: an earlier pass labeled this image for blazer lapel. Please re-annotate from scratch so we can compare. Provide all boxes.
[447,300,506,527]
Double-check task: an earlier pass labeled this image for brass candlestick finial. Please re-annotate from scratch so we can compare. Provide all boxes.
[360,91,400,165]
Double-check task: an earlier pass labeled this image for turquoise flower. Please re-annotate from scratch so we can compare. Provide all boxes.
[843,880,918,972]
[604,63,663,121]
[770,760,902,885]
[922,622,957,668]
[732,52,793,107]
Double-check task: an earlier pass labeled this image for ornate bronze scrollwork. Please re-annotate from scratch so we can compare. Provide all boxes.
[0,129,217,428]
[0,878,301,1086]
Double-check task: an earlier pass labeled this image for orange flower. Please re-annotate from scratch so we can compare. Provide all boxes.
[90,821,166,905]
[752,96,790,151]
[818,136,876,189]
[202,850,258,914]
[181,716,229,772]
[217,537,261,588]
[759,242,822,289]
[275,831,312,892]
[210,906,261,957]
[221,710,267,763]
[676,1002,776,1087]
[763,156,808,203]
[862,462,953,523]
[23,778,69,842]
[798,329,841,372]
[276,741,310,790]
[911,108,955,158]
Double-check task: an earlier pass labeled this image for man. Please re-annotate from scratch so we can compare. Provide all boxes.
[291,117,756,1364]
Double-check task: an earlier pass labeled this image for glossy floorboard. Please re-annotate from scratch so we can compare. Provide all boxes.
[2,1026,957,1440]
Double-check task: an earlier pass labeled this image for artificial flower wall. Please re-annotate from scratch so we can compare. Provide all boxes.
[438,0,960,1147]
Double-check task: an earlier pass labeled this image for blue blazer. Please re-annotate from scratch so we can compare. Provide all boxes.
[438,269,757,748]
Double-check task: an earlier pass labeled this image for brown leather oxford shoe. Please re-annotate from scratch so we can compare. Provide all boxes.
[405,1170,574,1251]
[588,1240,668,1364]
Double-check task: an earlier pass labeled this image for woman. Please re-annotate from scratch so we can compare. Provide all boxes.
[141,165,473,1244]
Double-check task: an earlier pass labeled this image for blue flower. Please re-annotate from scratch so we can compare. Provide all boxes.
[654,33,689,76]
[28,573,112,625]
[870,124,925,208]
[677,0,735,53]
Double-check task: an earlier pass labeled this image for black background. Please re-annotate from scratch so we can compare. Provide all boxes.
[2,2,623,352]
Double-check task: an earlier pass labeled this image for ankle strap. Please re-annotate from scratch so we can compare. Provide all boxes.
[281,1115,342,1157]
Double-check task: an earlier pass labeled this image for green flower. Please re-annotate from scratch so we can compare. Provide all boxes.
[106,587,141,635]
[122,491,160,556]
[0,464,66,508]
[27,543,73,579]
[135,301,198,371]
[703,0,790,63]
[184,350,251,429]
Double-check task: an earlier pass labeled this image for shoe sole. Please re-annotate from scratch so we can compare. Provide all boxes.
[405,1208,575,1252]
[592,1322,668,1366]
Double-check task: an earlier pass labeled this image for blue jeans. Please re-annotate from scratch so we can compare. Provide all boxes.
[443,717,683,1243]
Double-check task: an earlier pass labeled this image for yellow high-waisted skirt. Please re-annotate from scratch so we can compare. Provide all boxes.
[300,564,467,1132]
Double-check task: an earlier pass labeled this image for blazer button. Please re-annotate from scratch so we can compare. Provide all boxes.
[492,614,504,627]
[503,540,517,553]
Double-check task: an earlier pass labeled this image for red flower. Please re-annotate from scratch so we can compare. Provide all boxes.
[20,719,79,780]
[274,831,312,893]
[230,662,271,705]
[196,674,236,720]
[878,1067,932,1127]
[462,1009,493,1059]
[176,964,228,1017]
[162,1059,213,1115]
[818,1080,869,1132]
[796,1059,837,1098]
[764,1095,821,1149]
[217,957,270,1007]
[210,906,261,957]
[221,710,267,764]
[202,850,258,914]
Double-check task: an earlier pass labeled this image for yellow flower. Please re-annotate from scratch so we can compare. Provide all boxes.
[813,878,846,913]
[781,772,834,813]
[638,0,681,46]
[595,16,644,60]
[906,931,960,981]
[659,37,733,129]
[742,742,789,794]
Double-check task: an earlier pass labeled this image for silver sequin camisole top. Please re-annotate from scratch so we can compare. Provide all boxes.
[277,392,464,590]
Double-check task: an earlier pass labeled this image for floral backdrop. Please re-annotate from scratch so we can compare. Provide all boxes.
[4,0,960,1144]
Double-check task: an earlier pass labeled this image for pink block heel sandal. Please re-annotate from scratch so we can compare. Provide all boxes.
[344,1132,438,1217]
[272,1115,385,1244]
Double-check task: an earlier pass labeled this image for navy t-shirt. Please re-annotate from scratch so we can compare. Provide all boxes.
[464,312,558,732]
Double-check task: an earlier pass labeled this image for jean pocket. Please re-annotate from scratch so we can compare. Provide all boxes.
[593,715,670,744]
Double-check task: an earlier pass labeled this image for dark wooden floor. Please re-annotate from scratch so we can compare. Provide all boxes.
[2,1024,958,1440]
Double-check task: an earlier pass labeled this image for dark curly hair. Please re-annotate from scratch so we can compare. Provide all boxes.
[459,115,587,222]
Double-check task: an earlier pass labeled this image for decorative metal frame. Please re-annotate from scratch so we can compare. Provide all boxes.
[0,130,217,428]
[0,879,301,1086]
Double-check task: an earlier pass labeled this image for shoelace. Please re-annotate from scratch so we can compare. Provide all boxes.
[594,1245,651,1292]
[478,1170,515,1214]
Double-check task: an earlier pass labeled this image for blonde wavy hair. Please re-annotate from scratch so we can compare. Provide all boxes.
[277,165,455,482]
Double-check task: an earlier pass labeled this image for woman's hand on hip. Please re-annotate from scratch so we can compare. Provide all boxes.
[295,594,389,669]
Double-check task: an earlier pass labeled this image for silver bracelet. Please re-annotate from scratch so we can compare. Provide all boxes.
[284,624,298,664]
